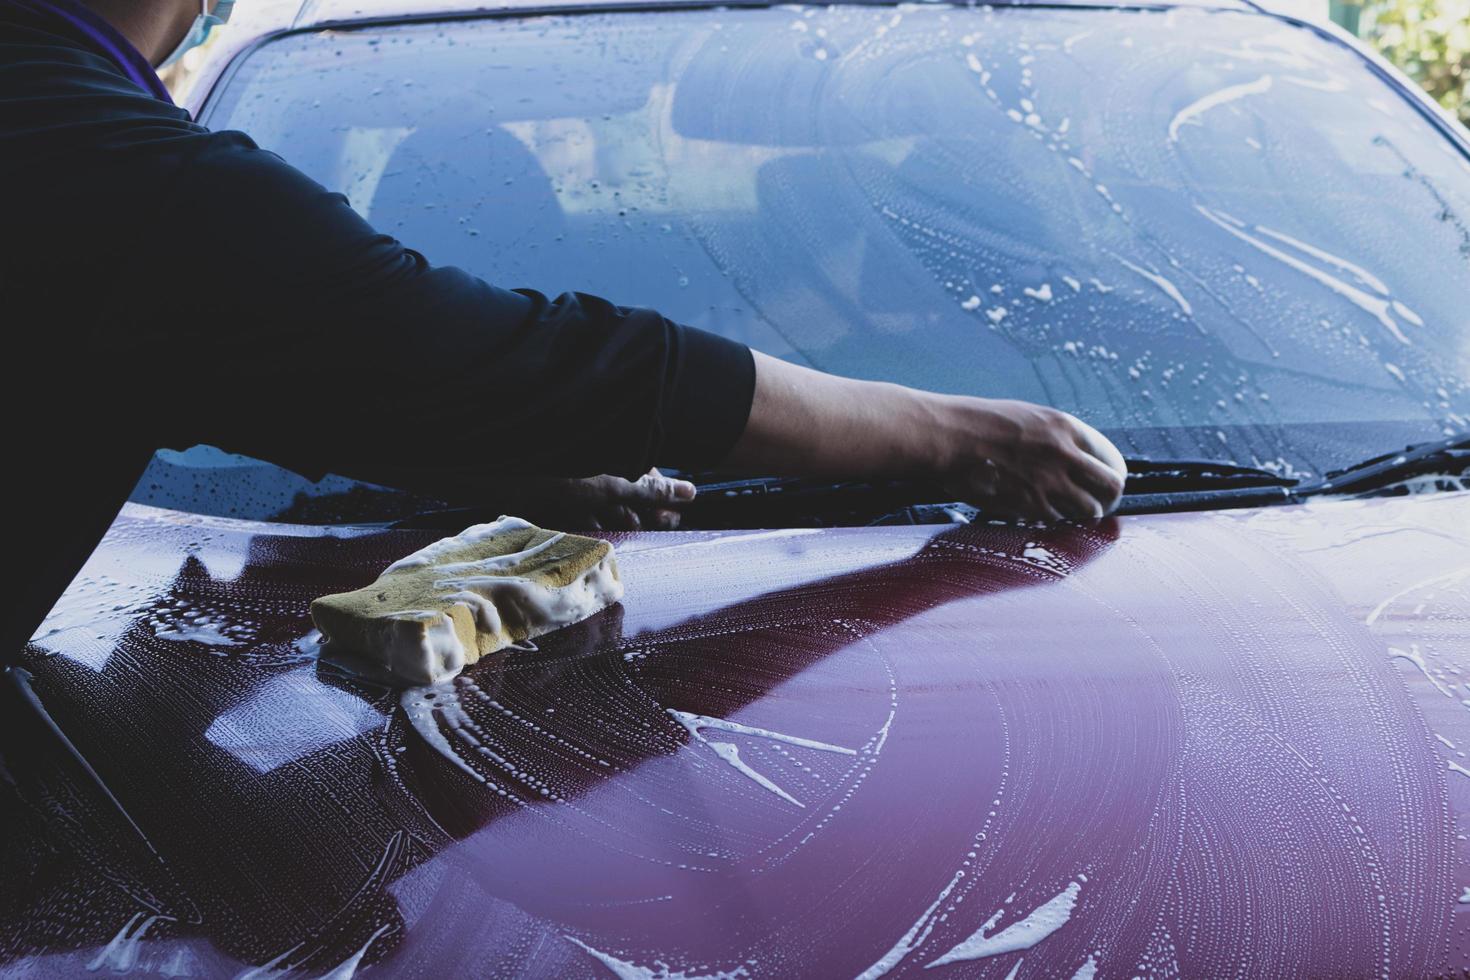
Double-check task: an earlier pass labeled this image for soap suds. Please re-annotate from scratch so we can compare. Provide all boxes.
[317,924,393,980]
[1115,256,1193,316]
[669,710,856,755]
[669,710,855,808]
[1390,646,1455,698]
[1195,205,1411,344]
[1168,75,1273,141]
[926,880,1083,967]
[1069,954,1098,979]
[1254,225,1390,295]
[706,742,804,807]
[383,516,537,573]
[402,684,486,782]
[154,624,241,647]
[564,936,748,980]
[87,913,164,973]
[856,867,969,980]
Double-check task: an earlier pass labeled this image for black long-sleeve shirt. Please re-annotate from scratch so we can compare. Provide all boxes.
[1,1,756,663]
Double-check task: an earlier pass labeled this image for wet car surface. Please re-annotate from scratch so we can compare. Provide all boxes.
[6,493,1470,977]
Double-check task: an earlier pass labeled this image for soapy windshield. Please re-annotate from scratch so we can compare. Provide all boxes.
[203,5,1470,480]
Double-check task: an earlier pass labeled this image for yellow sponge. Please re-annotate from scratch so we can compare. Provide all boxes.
[310,516,622,685]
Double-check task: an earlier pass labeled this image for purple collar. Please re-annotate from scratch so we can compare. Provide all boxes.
[8,0,174,104]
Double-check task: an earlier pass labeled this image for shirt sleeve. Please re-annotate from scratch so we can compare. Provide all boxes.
[134,127,756,498]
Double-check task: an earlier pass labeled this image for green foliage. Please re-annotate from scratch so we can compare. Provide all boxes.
[1361,0,1470,126]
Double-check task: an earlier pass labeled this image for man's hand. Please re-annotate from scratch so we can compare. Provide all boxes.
[934,398,1126,520]
[493,468,696,531]
[725,351,1128,522]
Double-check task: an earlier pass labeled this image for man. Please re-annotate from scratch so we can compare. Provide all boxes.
[0,0,1127,663]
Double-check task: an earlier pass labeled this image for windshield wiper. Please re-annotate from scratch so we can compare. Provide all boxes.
[1297,433,1470,498]
[1113,458,1298,515]
[1121,458,1297,493]
[690,475,957,527]
[1117,436,1470,512]
[694,460,1302,523]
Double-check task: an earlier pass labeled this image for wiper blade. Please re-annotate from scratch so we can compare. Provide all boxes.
[1122,458,1298,494]
[1109,457,1297,514]
[690,475,954,526]
[1114,485,1295,515]
[695,462,1303,523]
[692,439,1469,524]
[1299,433,1470,498]
[698,460,1293,500]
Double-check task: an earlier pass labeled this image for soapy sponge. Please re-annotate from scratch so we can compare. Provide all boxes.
[310,516,622,685]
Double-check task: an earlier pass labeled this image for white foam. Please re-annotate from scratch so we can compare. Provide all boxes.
[856,867,968,980]
[1254,225,1389,295]
[1196,206,1410,344]
[435,554,621,639]
[317,924,392,980]
[334,608,466,687]
[1366,567,1470,625]
[155,624,241,647]
[926,881,1083,967]
[433,532,567,576]
[1389,646,1455,698]
[400,683,487,783]
[1391,300,1424,327]
[87,913,163,973]
[669,710,856,755]
[1168,75,1273,141]
[1116,257,1193,316]
[669,710,855,808]
[707,742,804,807]
[383,516,537,573]
[564,937,747,980]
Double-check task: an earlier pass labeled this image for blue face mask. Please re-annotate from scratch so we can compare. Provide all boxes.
[160,0,235,68]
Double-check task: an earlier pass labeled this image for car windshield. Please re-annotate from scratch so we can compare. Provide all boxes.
[195,3,1470,509]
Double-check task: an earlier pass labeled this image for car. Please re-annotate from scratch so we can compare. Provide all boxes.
[5,0,1470,976]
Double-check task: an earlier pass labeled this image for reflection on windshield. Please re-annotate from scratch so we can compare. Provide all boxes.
[204,5,1470,478]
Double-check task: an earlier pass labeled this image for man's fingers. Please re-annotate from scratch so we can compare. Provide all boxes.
[1068,450,1126,512]
[1069,417,1127,483]
[1053,484,1106,521]
[621,469,697,506]
[649,468,697,501]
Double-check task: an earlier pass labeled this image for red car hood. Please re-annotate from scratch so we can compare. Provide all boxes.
[5,493,1469,978]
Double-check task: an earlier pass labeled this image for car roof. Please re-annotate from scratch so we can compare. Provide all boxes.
[247,0,1256,36]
